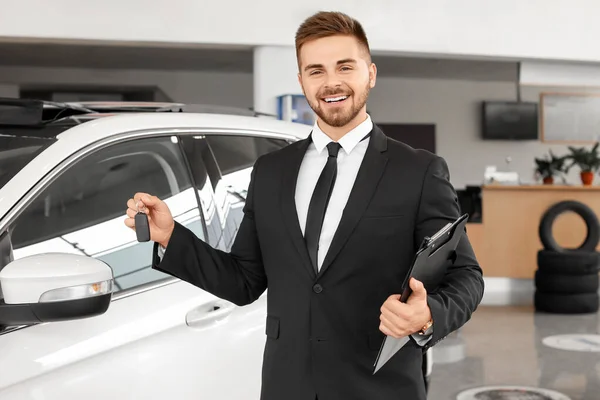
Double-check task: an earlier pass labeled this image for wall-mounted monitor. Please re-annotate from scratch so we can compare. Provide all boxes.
[482,101,538,140]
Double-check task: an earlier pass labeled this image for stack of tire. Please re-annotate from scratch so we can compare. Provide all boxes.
[535,200,600,314]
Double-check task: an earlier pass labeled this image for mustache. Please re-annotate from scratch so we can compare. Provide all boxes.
[318,88,353,97]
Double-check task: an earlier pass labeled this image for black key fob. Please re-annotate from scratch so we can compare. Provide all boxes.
[135,212,151,242]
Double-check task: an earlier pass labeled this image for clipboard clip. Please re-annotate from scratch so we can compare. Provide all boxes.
[418,236,431,251]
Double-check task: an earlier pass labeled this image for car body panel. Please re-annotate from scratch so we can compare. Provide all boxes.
[0,111,306,399]
[0,279,268,399]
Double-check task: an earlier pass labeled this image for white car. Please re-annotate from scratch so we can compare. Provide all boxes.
[0,100,431,399]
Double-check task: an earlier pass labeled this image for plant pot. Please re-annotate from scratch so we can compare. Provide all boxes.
[543,176,554,184]
[581,171,594,185]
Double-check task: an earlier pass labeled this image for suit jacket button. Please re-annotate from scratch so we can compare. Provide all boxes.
[313,284,323,293]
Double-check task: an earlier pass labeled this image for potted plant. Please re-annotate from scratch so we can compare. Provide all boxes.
[565,142,600,185]
[534,150,568,184]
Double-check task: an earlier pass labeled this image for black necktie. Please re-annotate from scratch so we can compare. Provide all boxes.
[305,141,342,274]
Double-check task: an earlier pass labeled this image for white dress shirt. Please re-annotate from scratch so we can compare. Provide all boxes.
[295,115,372,271]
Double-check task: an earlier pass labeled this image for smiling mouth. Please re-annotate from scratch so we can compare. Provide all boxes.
[322,95,349,104]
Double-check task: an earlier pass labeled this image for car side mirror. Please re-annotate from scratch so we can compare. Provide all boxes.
[0,253,114,326]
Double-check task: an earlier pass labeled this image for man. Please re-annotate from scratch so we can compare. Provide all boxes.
[124,11,484,400]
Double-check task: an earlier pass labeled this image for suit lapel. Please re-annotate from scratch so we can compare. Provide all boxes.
[317,125,389,278]
[280,135,316,279]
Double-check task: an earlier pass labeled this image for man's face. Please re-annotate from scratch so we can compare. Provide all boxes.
[298,35,377,128]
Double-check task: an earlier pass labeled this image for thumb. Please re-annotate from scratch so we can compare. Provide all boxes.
[408,278,427,302]
[137,193,160,208]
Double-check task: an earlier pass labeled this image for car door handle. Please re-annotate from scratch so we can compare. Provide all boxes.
[185,300,236,329]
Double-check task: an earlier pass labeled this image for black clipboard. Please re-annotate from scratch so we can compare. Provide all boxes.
[372,213,469,374]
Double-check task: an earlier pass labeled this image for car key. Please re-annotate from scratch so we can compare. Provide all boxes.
[135,202,151,242]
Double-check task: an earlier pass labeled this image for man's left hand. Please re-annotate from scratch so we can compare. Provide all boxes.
[379,278,432,338]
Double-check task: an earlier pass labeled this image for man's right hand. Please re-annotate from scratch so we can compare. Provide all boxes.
[124,192,175,248]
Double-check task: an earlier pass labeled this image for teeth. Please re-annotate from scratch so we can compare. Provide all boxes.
[324,96,348,103]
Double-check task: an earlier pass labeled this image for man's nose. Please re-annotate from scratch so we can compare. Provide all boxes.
[323,77,342,90]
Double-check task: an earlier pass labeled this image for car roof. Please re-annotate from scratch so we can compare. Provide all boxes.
[56,111,311,142]
[0,103,312,224]
[2,99,312,143]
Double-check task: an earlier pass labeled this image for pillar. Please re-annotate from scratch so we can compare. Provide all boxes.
[253,45,302,117]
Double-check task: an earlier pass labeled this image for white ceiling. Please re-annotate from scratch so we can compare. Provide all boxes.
[0,41,518,82]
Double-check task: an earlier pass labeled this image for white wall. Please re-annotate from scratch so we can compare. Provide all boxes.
[253,46,302,115]
[3,0,600,63]
[368,77,590,189]
[0,66,253,109]
[521,60,600,87]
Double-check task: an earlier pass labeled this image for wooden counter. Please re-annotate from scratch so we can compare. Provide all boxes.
[466,184,600,279]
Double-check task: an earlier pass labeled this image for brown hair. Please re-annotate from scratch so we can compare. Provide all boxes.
[295,11,371,65]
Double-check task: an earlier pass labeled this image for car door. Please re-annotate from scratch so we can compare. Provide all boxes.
[0,132,273,400]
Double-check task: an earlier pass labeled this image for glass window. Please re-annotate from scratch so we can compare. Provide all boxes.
[204,135,289,251]
[6,136,205,293]
[0,136,56,189]
[180,135,223,249]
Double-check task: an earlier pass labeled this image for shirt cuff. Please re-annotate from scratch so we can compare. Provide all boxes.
[411,322,434,346]
[157,244,166,260]
[411,332,433,346]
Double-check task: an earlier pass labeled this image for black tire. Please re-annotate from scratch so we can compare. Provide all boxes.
[539,200,600,252]
[534,269,599,294]
[534,291,599,314]
[537,249,600,275]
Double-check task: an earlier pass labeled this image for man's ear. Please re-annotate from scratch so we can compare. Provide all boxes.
[369,63,377,89]
[298,73,306,96]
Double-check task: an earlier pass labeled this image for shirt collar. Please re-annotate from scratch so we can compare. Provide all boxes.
[311,115,373,155]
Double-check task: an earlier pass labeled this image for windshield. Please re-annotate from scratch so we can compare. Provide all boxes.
[0,136,56,189]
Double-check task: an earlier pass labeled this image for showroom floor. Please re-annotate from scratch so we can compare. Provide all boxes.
[427,305,600,400]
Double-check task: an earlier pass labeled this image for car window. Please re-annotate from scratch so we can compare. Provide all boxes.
[204,135,290,250]
[6,136,205,293]
[179,135,224,250]
[0,136,56,189]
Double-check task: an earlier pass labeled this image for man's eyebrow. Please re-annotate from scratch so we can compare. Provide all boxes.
[304,59,357,71]
[304,63,323,71]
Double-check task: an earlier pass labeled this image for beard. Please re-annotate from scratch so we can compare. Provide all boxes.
[308,82,370,128]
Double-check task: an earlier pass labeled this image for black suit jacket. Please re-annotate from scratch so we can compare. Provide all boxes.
[152,124,484,400]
